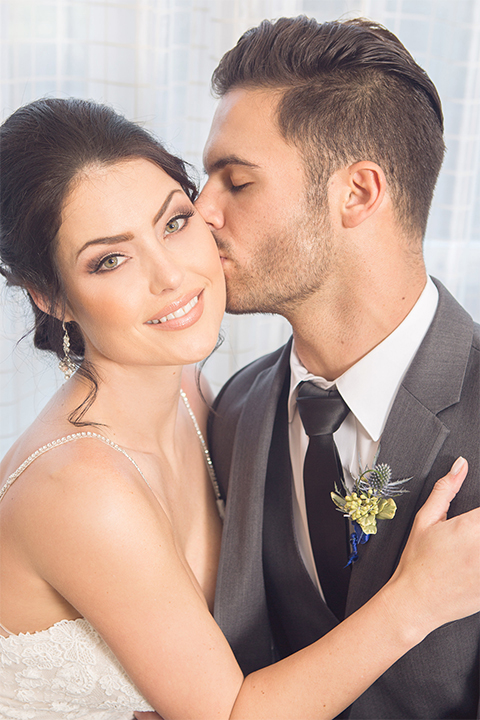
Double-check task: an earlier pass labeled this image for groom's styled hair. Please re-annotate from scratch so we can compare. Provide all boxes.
[212,16,445,240]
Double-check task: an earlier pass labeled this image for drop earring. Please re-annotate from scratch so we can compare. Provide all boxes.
[58,321,76,379]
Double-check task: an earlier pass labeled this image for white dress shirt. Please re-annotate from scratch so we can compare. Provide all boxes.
[288,277,439,591]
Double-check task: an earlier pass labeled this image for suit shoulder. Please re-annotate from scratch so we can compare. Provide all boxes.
[472,319,480,351]
[213,341,290,415]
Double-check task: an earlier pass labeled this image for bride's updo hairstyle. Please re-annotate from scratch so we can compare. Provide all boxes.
[0,97,197,424]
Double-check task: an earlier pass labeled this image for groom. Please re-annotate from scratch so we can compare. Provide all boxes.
[198,16,480,720]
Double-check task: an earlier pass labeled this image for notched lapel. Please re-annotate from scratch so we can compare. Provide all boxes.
[347,281,471,614]
[347,385,449,613]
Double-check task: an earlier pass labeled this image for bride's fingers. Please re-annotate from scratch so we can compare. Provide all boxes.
[393,456,480,629]
[414,457,468,528]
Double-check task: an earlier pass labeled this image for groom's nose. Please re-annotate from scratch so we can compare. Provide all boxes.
[195,182,225,231]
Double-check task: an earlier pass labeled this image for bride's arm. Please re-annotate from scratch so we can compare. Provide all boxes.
[23,452,479,720]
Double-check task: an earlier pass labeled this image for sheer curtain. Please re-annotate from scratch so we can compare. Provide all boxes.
[1,0,479,456]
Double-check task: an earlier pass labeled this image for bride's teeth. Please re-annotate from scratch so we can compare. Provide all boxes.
[148,295,199,324]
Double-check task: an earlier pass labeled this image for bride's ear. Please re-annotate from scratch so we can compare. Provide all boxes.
[28,287,56,317]
[27,287,73,322]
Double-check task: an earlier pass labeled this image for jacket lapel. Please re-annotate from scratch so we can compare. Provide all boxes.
[347,279,474,613]
[214,341,292,672]
[347,389,449,612]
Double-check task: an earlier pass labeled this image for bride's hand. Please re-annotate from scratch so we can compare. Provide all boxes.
[386,457,480,636]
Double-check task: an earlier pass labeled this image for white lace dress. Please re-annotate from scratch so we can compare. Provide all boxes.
[0,618,153,719]
[0,392,224,720]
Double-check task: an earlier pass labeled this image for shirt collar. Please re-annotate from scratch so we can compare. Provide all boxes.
[288,277,439,441]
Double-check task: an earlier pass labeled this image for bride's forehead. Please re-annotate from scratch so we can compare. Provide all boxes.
[56,160,182,252]
[69,158,168,192]
[62,159,176,215]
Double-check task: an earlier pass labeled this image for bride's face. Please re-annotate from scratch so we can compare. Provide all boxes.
[55,158,226,370]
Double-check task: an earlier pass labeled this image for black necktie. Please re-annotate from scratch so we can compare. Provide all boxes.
[296,382,350,620]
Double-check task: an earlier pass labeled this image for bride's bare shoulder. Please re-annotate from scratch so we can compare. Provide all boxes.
[1,430,172,549]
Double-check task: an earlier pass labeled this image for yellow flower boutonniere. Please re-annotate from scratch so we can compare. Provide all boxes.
[331,450,411,564]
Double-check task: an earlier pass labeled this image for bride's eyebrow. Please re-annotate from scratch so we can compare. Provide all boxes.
[76,233,133,259]
[76,188,184,259]
[152,188,184,225]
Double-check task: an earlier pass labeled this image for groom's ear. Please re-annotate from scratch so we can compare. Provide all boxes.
[334,161,387,229]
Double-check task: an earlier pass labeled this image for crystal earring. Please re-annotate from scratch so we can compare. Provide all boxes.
[58,321,76,379]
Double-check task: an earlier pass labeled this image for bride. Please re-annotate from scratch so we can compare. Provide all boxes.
[0,97,478,720]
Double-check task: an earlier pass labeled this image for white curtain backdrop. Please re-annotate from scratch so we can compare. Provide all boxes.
[1,0,479,457]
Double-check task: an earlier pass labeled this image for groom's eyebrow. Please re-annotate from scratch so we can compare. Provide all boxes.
[203,155,259,174]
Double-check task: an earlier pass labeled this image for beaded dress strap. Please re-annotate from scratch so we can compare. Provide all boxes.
[0,620,13,636]
[0,431,153,503]
[0,392,225,519]
[180,390,224,519]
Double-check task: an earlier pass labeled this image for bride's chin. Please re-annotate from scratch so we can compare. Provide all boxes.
[183,334,222,366]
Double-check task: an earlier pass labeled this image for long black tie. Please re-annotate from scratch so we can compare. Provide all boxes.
[296,382,350,620]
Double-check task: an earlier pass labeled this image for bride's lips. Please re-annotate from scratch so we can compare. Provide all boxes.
[145,289,204,330]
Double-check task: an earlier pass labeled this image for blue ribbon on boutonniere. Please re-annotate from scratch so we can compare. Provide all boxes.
[331,448,412,565]
[346,522,370,566]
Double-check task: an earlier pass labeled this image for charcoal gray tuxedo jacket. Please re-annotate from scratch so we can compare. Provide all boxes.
[209,279,480,719]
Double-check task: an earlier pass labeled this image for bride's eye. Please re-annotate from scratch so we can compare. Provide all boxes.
[165,218,184,234]
[103,256,120,269]
[164,209,195,236]
[90,253,127,273]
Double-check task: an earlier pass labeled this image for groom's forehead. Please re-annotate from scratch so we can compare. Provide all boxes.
[203,89,290,170]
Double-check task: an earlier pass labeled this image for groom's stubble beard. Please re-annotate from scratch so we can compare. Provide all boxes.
[215,200,336,318]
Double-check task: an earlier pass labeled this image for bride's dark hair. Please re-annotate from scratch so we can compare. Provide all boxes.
[0,97,198,425]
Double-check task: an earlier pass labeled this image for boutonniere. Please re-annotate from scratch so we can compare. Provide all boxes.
[331,449,411,565]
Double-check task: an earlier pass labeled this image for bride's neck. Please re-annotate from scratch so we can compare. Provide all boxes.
[64,363,186,454]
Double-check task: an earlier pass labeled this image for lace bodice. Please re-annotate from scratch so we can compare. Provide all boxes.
[0,619,152,719]
[0,390,223,719]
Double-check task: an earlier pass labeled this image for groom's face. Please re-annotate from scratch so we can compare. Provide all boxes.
[197,87,335,316]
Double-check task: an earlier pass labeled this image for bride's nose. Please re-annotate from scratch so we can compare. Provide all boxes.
[147,247,185,295]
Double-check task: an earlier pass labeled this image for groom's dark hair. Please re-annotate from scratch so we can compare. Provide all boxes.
[212,16,445,240]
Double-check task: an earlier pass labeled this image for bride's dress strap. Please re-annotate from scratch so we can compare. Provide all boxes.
[180,389,224,519]
[0,620,13,637]
[0,430,154,503]
[0,391,225,519]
